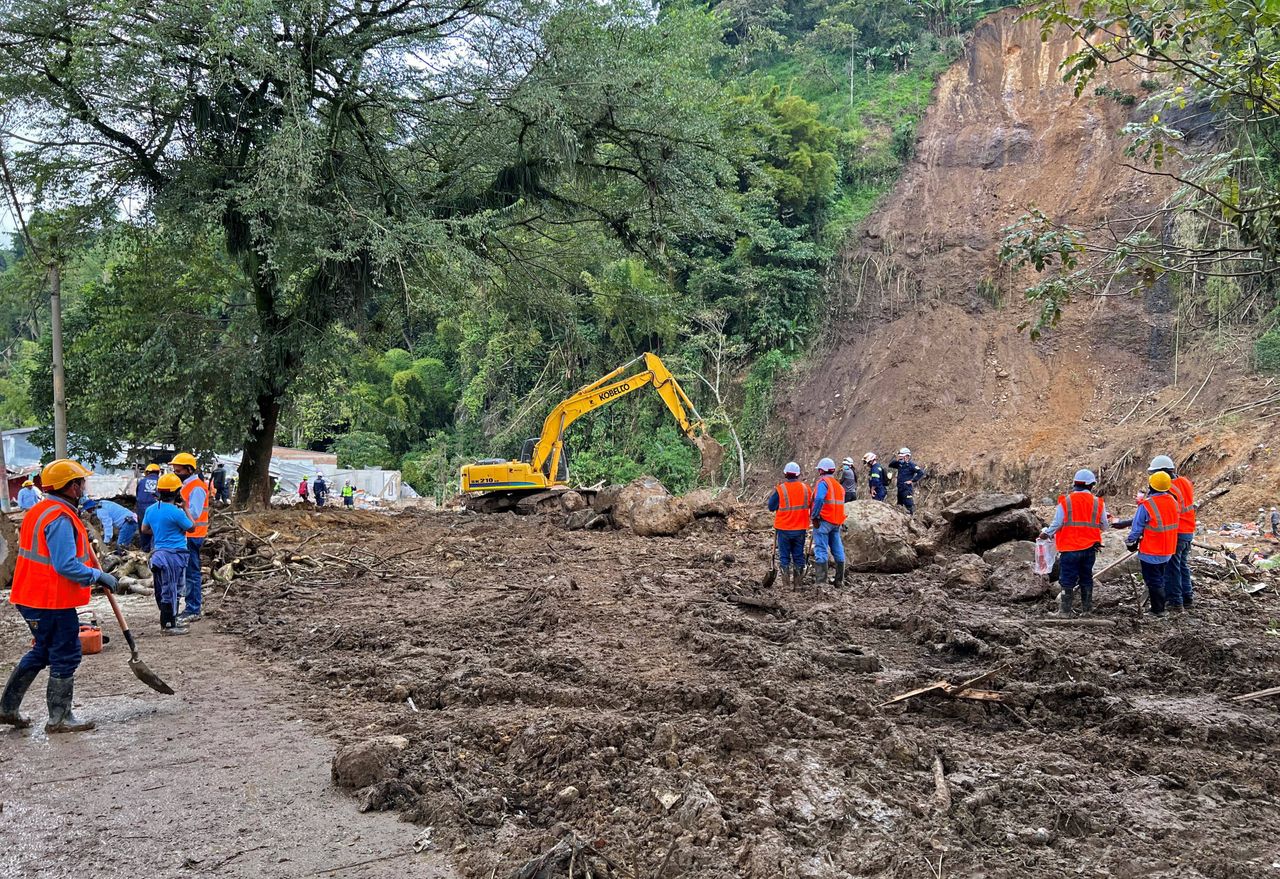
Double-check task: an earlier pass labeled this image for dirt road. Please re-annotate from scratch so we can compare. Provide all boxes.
[0,591,458,879]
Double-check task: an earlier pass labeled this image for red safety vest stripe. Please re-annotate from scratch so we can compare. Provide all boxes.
[774,481,811,531]
[818,475,846,525]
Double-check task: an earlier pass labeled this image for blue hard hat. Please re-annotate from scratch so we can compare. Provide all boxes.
[1073,469,1097,485]
[81,498,99,510]
[817,457,836,472]
[783,461,801,476]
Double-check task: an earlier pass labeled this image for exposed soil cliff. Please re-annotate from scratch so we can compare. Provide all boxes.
[779,9,1271,516]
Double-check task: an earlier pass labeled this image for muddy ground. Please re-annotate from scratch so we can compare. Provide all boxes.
[192,507,1280,879]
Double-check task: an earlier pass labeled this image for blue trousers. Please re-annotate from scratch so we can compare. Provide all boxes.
[1058,547,1097,602]
[776,530,805,569]
[1169,534,1194,606]
[182,537,205,615]
[812,520,845,564]
[870,483,886,501]
[115,517,138,548]
[897,488,915,514]
[1140,559,1168,615]
[151,549,188,627]
[14,605,82,678]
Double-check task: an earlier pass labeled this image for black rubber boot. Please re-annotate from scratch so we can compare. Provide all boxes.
[1059,589,1074,616]
[833,562,846,588]
[1080,585,1093,615]
[813,562,828,586]
[45,676,95,734]
[1,666,39,728]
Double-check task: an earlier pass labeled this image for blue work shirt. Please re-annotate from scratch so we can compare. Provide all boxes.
[91,499,136,543]
[182,475,207,524]
[867,463,888,486]
[135,473,159,513]
[811,477,832,521]
[1126,491,1174,563]
[42,496,106,586]
[889,460,926,493]
[143,502,196,552]
[17,486,41,510]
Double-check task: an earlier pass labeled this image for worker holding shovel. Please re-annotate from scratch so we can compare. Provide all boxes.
[1,459,119,733]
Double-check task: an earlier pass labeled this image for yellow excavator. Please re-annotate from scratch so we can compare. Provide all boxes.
[460,353,723,513]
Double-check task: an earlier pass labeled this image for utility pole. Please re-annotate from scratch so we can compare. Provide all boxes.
[49,254,67,458]
[0,425,10,512]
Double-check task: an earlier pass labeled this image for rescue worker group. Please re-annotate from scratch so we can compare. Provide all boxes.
[767,451,1197,623]
[1,453,209,734]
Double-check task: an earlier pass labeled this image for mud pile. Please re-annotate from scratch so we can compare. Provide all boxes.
[219,508,1280,879]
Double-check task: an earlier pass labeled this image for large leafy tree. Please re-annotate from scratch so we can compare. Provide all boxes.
[0,0,735,504]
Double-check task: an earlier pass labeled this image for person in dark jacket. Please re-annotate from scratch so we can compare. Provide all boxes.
[210,463,229,505]
[134,464,161,550]
[888,447,926,514]
[864,453,888,501]
[313,474,329,508]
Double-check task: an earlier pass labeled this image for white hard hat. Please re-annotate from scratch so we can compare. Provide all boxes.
[898,447,911,457]
[1073,469,1097,485]
[783,461,801,476]
[1148,455,1176,472]
[817,457,836,472]
[841,457,855,466]
[863,452,877,463]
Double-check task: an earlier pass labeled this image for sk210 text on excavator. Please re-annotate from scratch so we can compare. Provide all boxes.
[460,353,723,513]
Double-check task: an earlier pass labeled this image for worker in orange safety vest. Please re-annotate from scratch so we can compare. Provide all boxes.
[809,457,846,588]
[767,462,812,589]
[1124,471,1180,619]
[1041,469,1111,616]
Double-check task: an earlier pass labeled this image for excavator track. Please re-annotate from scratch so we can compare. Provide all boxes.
[462,487,597,515]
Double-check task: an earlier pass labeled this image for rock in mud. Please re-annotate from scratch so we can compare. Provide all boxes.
[982,540,1036,568]
[559,490,587,513]
[972,508,1042,549]
[564,509,594,531]
[331,735,410,789]
[684,488,737,518]
[946,553,990,588]
[842,500,919,573]
[941,493,1030,524]
[611,477,694,536]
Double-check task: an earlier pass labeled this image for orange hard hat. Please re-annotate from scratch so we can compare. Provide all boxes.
[41,459,92,490]
[157,473,183,492]
[170,452,198,468]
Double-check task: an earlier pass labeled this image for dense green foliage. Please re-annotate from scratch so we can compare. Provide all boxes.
[1006,0,1280,350]
[0,0,1003,499]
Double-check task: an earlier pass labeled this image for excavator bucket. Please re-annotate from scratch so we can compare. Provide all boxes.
[694,434,726,481]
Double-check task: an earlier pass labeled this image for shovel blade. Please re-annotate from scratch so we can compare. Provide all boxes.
[129,658,175,695]
[760,568,777,589]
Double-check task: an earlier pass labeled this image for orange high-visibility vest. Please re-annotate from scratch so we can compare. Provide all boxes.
[1055,491,1105,552]
[1169,475,1196,535]
[1139,493,1180,557]
[774,481,812,531]
[816,475,846,525]
[10,498,99,610]
[181,476,210,539]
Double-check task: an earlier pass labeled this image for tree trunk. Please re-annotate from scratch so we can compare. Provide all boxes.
[235,388,282,509]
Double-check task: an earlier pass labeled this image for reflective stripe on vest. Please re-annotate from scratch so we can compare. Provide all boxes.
[774,481,811,531]
[1139,494,1179,557]
[1169,476,1196,534]
[10,498,98,610]
[180,477,210,539]
[818,475,846,525]
[1055,491,1104,552]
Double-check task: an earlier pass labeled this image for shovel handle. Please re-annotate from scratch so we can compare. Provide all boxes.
[101,587,139,659]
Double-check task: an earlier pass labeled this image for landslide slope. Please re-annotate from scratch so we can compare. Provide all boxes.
[777,8,1261,501]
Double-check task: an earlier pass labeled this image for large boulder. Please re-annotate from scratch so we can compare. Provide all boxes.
[611,477,693,537]
[332,735,410,789]
[982,540,1036,568]
[941,493,1030,525]
[972,508,1043,549]
[946,553,991,588]
[684,488,738,519]
[842,500,920,573]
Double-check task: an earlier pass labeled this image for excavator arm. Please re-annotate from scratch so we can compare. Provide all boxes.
[529,353,708,479]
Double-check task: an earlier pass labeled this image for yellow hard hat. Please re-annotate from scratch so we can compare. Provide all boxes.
[145,463,161,473]
[41,458,92,491]
[22,479,34,487]
[170,452,198,468]
[1148,471,1172,492]
[157,473,183,492]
